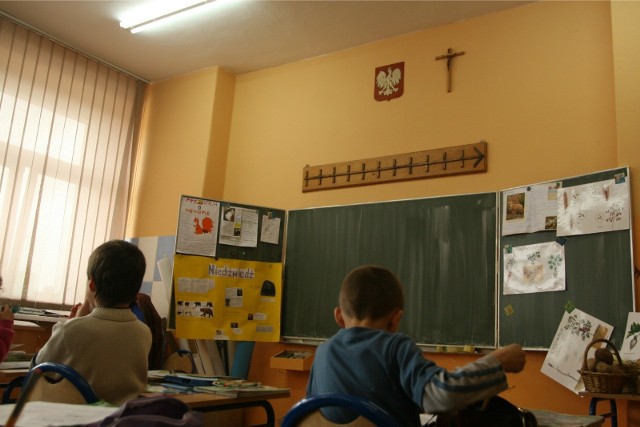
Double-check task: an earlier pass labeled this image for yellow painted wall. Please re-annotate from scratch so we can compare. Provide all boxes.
[225,1,617,211]
[129,1,640,425]
[128,67,234,237]
[612,0,640,275]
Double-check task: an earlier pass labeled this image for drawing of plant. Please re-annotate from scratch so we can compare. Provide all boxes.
[605,202,623,229]
[547,254,563,278]
[504,257,517,286]
[627,322,640,350]
[527,251,541,265]
[563,314,592,341]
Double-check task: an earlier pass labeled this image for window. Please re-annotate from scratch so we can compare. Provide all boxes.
[0,18,144,307]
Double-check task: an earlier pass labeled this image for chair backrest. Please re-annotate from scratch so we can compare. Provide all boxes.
[162,349,197,374]
[2,376,26,404]
[3,363,100,427]
[134,292,166,370]
[18,362,99,404]
[281,393,398,427]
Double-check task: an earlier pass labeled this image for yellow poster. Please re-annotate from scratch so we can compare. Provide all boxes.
[173,254,282,341]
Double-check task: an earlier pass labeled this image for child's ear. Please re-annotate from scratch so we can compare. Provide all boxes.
[334,307,346,328]
[388,309,404,332]
[88,278,96,292]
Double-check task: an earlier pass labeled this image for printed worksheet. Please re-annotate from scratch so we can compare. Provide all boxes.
[556,178,630,236]
[176,196,220,257]
[502,182,561,236]
[219,207,259,247]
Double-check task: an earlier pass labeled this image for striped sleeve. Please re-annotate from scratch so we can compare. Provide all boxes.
[421,354,508,413]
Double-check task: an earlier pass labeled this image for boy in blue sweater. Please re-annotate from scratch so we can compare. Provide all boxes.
[307,265,526,426]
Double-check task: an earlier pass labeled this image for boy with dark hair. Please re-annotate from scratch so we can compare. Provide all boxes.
[307,265,526,426]
[35,240,151,405]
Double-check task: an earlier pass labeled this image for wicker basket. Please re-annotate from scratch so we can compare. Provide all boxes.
[578,338,634,394]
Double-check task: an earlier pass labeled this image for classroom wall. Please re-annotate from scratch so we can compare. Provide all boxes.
[127,66,235,238]
[612,0,640,275]
[128,1,640,425]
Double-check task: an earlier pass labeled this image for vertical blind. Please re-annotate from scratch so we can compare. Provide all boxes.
[0,18,145,307]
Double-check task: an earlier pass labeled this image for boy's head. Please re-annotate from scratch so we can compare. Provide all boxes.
[336,265,404,331]
[87,240,146,307]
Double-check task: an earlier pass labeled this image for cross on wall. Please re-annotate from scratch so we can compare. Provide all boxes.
[435,47,465,92]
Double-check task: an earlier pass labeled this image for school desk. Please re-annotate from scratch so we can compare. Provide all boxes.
[0,400,116,427]
[578,391,640,427]
[143,388,290,427]
[11,320,52,355]
[0,370,28,383]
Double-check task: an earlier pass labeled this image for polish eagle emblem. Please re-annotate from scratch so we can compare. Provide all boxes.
[374,62,404,101]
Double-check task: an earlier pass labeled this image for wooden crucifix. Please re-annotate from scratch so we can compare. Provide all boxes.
[435,47,465,92]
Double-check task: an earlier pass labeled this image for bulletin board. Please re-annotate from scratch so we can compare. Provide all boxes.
[282,192,498,347]
[172,195,286,341]
[498,167,634,349]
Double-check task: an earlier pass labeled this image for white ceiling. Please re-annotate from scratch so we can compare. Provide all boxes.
[0,1,533,83]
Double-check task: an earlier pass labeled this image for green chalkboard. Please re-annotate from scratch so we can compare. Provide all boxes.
[499,167,634,349]
[283,193,498,347]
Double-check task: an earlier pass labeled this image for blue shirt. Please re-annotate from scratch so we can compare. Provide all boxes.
[307,327,508,426]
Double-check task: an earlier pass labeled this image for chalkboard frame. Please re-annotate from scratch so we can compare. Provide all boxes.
[498,167,635,350]
[282,192,499,348]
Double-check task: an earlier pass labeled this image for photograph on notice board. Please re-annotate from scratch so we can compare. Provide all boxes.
[176,196,220,257]
[541,308,612,393]
[503,241,565,294]
[502,182,561,236]
[556,178,630,236]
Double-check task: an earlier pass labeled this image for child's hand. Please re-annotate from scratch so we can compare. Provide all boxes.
[491,343,526,373]
[69,303,82,318]
[0,304,14,321]
[69,299,93,318]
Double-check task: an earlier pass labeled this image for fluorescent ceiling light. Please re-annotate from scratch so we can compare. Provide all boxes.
[120,0,214,34]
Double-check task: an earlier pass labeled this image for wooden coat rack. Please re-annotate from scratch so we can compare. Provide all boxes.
[302,140,487,192]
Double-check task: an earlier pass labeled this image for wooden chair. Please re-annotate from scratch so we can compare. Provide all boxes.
[281,393,397,427]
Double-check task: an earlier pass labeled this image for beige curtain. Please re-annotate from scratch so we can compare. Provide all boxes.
[0,17,145,308]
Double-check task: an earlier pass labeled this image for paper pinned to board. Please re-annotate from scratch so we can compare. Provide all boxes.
[541,308,613,393]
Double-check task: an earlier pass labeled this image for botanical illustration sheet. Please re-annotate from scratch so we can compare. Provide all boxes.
[620,312,640,361]
[503,241,565,294]
[176,196,220,257]
[541,308,613,393]
[502,182,562,236]
[556,178,630,236]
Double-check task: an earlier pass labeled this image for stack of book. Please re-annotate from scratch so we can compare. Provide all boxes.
[193,378,289,397]
[0,352,34,369]
[145,373,290,397]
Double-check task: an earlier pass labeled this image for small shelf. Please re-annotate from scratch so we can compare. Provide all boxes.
[270,350,314,371]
